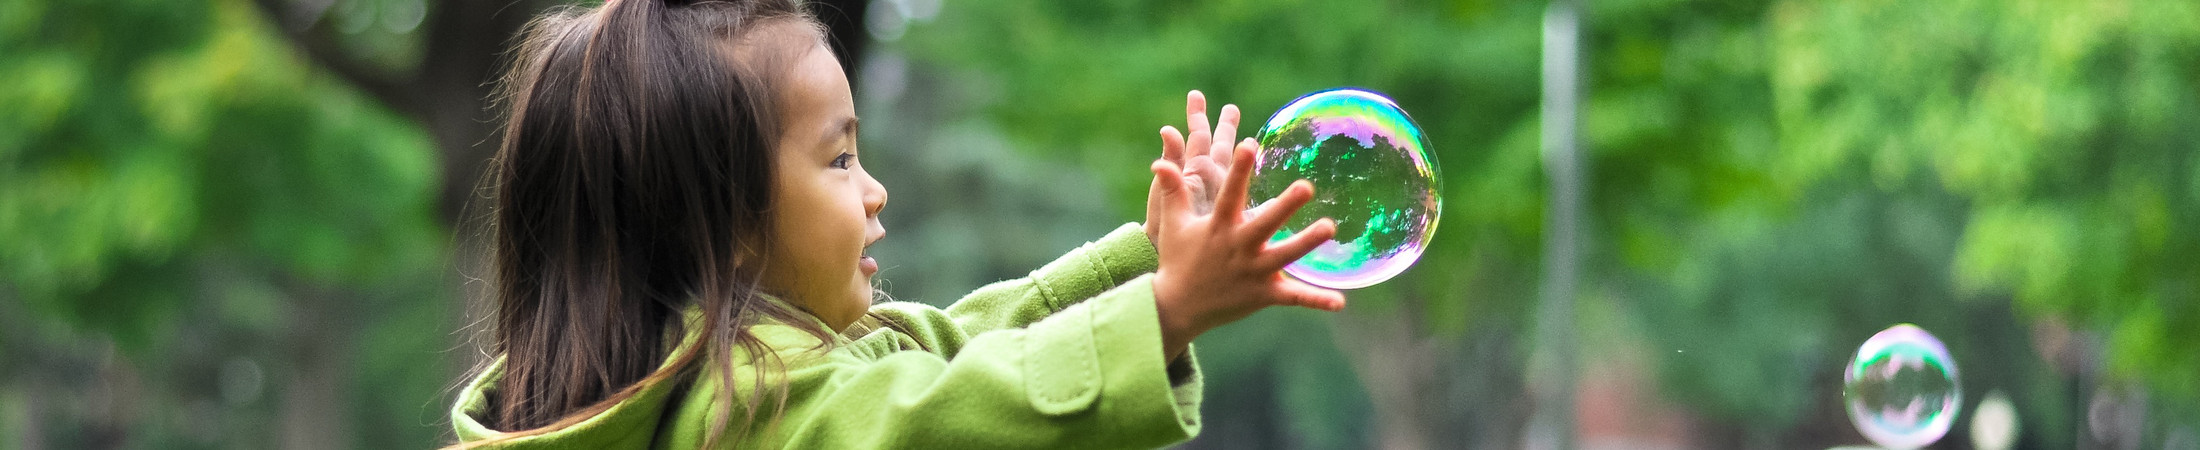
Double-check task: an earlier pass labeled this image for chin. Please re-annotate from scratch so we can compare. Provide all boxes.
[849,284,876,305]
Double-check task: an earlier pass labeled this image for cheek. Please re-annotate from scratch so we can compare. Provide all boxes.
[767,177,865,280]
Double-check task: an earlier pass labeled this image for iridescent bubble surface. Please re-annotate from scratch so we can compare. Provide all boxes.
[1844,324,1962,450]
[1249,88,1439,290]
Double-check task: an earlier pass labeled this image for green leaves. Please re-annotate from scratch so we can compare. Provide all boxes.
[2,0,447,446]
[1769,0,2200,399]
[1,0,442,334]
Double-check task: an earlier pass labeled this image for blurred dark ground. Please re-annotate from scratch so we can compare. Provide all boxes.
[3,0,2197,448]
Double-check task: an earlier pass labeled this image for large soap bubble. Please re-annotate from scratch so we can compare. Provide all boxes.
[1249,88,1440,290]
[1844,324,1962,450]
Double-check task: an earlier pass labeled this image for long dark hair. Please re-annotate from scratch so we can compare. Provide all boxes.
[468,0,831,444]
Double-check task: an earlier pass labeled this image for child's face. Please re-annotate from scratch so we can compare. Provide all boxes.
[762,40,886,332]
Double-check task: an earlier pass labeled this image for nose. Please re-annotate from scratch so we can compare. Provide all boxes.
[860,166,888,218]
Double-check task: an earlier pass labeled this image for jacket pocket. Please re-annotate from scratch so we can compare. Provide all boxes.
[1022,301,1100,415]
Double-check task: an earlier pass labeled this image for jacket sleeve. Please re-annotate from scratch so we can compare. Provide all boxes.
[872,222,1158,354]
[696,275,1203,450]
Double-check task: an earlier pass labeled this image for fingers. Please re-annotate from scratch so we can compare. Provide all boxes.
[1150,159,1191,212]
[1276,280,1347,311]
[1213,104,1241,161]
[1210,139,1260,224]
[1247,180,1315,236]
[1185,91,1211,161]
[1245,197,1275,222]
[1260,217,1336,268]
[1160,126,1187,165]
[1146,175,1171,233]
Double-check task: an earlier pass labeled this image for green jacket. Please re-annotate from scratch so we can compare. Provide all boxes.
[450,223,1203,449]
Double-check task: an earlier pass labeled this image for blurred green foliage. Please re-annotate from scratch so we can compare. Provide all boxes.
[895,0,2200,447]
[1,0,449,446]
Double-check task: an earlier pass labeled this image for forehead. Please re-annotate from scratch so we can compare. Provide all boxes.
[717,20,846,146]
[776,41,851,149]
[724,18,823,65]
[783,41,847,107]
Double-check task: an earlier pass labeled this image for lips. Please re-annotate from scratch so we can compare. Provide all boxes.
[859,232,883,277]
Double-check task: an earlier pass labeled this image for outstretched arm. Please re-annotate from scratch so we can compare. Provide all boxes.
[868,223,1157,346]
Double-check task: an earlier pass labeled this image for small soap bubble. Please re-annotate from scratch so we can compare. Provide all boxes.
[1249,88,1440,290]
[1970,391,2019,450]
[1844,324,1962,450]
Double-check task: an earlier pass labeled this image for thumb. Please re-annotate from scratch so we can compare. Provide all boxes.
[1151,159,1192,210]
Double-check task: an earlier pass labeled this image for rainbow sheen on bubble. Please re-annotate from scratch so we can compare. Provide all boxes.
[1249,88,1440,290]
[1844,324,1963,450]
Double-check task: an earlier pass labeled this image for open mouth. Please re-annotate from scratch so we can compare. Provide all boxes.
[859,235,882,276]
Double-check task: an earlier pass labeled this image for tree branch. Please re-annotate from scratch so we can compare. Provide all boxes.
[247,0,422,119]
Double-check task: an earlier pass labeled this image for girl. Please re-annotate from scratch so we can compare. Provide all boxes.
[447,0,1343,448]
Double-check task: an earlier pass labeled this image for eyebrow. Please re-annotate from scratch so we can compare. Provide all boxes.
[821,116,858,151]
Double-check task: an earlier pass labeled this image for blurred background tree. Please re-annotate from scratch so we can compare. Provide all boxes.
[4,0,2196,449]
[0,0,452,446]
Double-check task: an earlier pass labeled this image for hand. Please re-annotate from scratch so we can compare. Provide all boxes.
[1147,138,1345,362]
[1146,90,1242,242]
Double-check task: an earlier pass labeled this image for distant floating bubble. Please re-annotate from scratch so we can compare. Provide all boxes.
[1970,391,2019,450]
[1249,88,1440,290]
[1844,324,1962,450]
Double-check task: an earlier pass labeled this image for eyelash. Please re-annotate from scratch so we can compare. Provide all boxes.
[830,153,854,169]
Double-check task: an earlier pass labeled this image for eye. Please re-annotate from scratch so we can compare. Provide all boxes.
[829,153,854,169]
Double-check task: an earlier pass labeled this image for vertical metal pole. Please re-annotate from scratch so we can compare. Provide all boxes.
[1531,0,1584,449]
